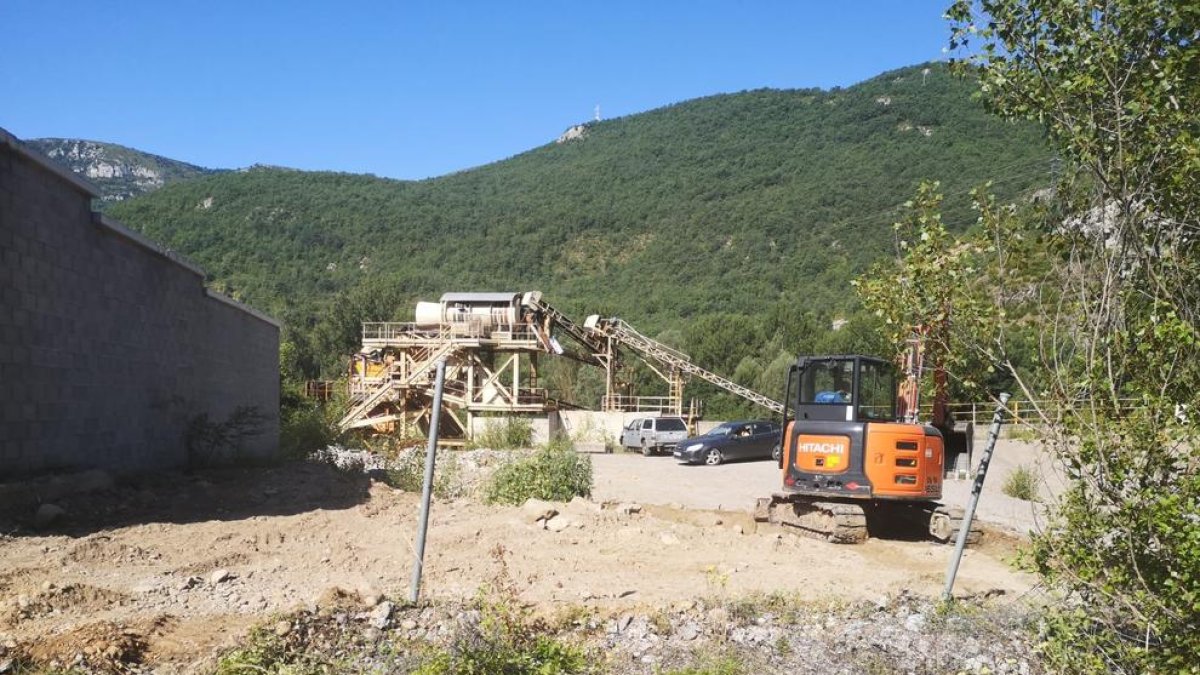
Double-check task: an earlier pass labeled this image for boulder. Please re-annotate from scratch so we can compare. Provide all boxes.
[545,515,571,532]
[370,601,394,629]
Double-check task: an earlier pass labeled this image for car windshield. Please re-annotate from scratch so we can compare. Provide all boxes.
[708,423,738,436]
[657,418,687,431]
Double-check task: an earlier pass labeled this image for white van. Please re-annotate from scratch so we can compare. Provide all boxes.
[620,416,689,456]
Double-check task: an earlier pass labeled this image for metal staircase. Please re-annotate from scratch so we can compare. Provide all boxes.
[338,342,462,430]
[586,317,784,414]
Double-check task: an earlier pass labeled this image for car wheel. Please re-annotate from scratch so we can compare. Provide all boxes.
[704,448,723,466]
[771,444,781,461]
[642,442,652,457]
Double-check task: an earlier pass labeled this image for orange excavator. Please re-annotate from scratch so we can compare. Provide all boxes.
[753,347,978,544]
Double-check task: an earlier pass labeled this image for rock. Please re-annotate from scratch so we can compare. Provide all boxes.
[33,503,66,529]
[556,124,588,144]
[401,619,418,630]
[370,601,394,629]
[522,498,558,524]
[732,524,745,535]
[273,620,291,637]
[360,588,384,608]
[659,532,680,546]
[617,613,634,632]
[904,612,926,632]
[545,515,571,532]
[15,596,29,611]
[0,658,12,673]
[678,623,700,641]
[617,502,642,515]
[210,569,232,585]
[178,576,201,591]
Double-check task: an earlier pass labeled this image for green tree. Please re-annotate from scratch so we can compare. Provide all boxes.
[853,180,996,402]
[948,1,1200,671]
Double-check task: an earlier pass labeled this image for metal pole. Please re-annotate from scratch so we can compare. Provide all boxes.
[942,392,1010,602]
[409,359,447,603]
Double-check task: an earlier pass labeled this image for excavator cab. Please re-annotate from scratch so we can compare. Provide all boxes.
[780,354,941,501]
[791,355,897,424]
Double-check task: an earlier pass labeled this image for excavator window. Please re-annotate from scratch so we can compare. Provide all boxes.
[857,359,897,421]
[799,360,854,404]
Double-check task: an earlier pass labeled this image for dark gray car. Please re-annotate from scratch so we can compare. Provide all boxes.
[673,420,782,465]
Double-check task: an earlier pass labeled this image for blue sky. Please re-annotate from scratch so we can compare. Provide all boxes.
[2,1,956,179]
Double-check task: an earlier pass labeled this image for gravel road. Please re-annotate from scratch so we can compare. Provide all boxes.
[592,438,1061,534]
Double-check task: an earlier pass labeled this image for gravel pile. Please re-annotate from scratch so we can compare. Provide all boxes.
[199,588,1040,675]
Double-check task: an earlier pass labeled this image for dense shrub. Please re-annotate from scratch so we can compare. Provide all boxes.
[482,441,592,505]
[280,400,342,460]
[473,417,535,450]
[379,443,463,499]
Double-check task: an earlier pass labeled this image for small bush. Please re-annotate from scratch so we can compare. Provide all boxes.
[415,545,589,674]
[1002,464,1039,501]
[473,417,535,450]
[280,400,343,460]
[380,445,463,499]
[482,442,592,505]
[214,624,325,674]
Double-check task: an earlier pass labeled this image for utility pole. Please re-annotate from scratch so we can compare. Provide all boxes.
[409,359,447,603]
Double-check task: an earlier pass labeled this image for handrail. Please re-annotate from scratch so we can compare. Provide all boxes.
[918,398,1148,427]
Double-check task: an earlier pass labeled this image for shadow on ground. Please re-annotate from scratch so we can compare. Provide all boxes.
[0,460,372,538]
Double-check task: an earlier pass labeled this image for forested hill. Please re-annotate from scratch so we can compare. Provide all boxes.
[107,62,1051,379]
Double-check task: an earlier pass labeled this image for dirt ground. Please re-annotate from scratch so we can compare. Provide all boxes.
[0,440,1051,672]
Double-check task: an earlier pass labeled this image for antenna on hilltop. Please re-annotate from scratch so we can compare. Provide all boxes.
[594,104,601,122]
[922,68,931,85]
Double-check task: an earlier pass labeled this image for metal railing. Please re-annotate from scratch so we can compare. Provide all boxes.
[361,321,540,343]
[921,398,1146,426]
[602,394,680,414]
[303,380,335,400]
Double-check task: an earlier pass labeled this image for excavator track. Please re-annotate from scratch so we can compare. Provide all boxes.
[754,495,868,544]
[755,495,983,546]
[928,505,983,545]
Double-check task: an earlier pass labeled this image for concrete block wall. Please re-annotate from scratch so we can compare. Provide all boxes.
[0,130,280,476]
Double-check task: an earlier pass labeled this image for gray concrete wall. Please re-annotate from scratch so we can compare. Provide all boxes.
[0,130,279,476]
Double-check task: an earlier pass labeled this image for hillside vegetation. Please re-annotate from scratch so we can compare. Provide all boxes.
[107,63,1051,408]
